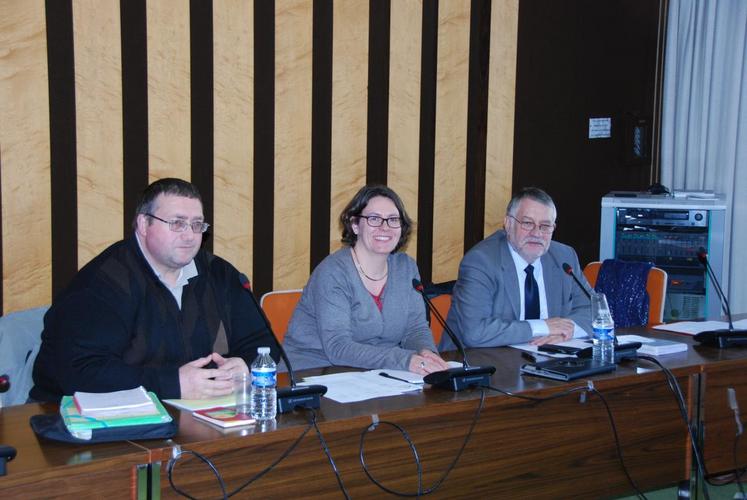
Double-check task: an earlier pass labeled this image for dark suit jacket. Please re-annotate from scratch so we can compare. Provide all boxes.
[442,230,592,349]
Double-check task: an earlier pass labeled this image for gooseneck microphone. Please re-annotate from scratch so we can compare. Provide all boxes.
[693,248,747,348]
[239,274,327,412]
[412,279,495,391]
[561,263,592,299]
[697,247,733,329]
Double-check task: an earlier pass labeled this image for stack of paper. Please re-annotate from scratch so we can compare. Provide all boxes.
[61,387,172,436]
[74,386,158,418]
[617,335,688,356]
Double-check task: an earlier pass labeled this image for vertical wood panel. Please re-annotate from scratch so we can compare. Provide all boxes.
[416,0,439,284]
[432,0,471,283]
[388,0,423,260]
[329,0,368,253]
[73,0,123,267]
[120,0,149,234]
[252,0,275,296]
[46,0,79,299]
[365,0,390,185]
[310,0,333,272]
[463,0,491,252]
[189,0,214,253]
[485,0,518,234]
[0,0,52,312]
[147,0,191,182]
[213,0,253,276]
[0,0,522,310]
[273,0,313,289]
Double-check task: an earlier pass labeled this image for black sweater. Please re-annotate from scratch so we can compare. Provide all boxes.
[31,236,277,402]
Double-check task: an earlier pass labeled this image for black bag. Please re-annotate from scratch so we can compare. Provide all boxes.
[30,413,177,444]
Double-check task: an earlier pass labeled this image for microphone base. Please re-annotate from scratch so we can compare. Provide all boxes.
[694,329,747,348]
[276,385,327,414]
[0,445,16,477]
[423,366,496,392]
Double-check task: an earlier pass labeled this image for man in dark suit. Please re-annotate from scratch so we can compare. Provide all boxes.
[442,187,592,349]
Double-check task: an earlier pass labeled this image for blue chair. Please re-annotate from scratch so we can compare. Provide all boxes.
[0,306,48,406]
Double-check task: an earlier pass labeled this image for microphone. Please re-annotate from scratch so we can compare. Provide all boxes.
[0,376,17,476]
[0,445,16,477]
[561,263,640,361]
[561,263,591,299]
[412,279,495,391]
[238,274,327,413]
[693,248,747,348]
[697,247,733,328]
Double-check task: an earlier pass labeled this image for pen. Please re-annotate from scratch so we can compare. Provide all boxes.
[379,372,414,384]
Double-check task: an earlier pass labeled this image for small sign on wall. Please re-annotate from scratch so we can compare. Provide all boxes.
[589,117,611,139]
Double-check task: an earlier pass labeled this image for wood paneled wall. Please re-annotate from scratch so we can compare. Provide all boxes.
[0,0,517,314]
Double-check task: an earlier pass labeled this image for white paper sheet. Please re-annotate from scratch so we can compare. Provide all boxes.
[652,318,747,335]
[301,371,422,403]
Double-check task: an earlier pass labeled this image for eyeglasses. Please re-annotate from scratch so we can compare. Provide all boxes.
[508,215,555,234]
[145,213,210,234]
[357,215,402,228]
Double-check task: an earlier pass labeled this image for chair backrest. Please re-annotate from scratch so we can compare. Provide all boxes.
[582,261,667,327]
[260,290,303,343]
[429,294,452,345]
[0,305,49,407]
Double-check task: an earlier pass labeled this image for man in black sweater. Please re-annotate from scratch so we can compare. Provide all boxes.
[31,178,278,402]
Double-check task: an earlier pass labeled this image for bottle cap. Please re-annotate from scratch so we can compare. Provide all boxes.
[258,347,271,355]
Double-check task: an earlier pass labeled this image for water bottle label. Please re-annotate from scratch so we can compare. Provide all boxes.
[593,326,614,341]
[251,368,276,387]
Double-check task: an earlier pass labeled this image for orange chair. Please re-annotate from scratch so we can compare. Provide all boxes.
[260,289,302,343]
[429,294,452,345]
[582,261,667,327]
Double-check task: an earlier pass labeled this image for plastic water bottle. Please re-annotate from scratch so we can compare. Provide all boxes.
[250,347,277,420]
[591,293,615,364]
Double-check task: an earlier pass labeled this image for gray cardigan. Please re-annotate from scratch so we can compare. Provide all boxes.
[282,248,437,370]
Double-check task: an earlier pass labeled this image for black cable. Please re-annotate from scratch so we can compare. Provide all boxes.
[586,386,648,500]
[358,388,486,496]
[734,432,745,497]
[636,354,711,500]
[309,409,352,500]
[224,419,314,498]
[166,419,314,499]
[487,383,588,401]
[705,399,747,492]
[487,382,646,499]
[167,449,228,500]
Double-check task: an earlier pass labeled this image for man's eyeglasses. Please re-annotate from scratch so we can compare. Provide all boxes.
[145,213,210,233]
[508,215,555,234]
[357,215,402,228]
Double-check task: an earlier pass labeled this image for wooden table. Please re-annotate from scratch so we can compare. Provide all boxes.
[0,402,150,498]
[2,328,745,499]
[144,330,710,499]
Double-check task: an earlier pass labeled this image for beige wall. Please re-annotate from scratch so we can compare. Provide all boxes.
[0,0,517,313]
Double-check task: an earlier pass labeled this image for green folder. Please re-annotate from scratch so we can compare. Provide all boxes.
[60,392,172,432]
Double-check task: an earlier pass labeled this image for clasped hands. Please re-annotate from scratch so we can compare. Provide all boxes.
[178,352,249,399]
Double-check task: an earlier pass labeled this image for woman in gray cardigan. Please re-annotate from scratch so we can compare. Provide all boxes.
[283,185,449,375]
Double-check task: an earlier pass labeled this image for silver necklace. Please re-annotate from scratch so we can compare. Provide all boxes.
[351,247,388,282]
